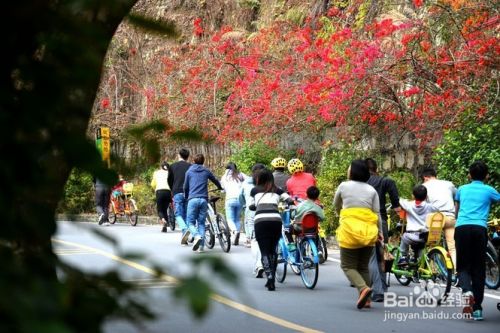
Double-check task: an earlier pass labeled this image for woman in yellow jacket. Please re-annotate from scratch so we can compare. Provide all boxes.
[151,161,172,233]
[333,159,383,309]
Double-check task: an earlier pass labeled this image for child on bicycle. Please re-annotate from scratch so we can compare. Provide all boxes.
[398,185,437,265]
[293,186,325,232]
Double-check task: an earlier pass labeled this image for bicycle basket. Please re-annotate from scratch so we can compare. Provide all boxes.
[425,212,445,245]
[123,183,134,195]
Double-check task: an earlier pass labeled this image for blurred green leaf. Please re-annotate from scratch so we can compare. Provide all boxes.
[126,14,179,37]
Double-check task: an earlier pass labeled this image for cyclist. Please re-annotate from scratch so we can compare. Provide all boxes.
[293,186,325,232]
[271,157,290,192]
[397,185,437,265]
[455,161,500,321]
[286,158,316,201]
[151,161,172,233]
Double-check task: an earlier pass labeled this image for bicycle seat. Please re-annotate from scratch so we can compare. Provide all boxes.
[209,196,221,203]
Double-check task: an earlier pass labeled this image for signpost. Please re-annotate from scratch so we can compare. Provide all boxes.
[96,127,111,167]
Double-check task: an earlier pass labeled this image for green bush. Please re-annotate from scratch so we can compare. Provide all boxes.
[316,144,358,235]
[58,168,95,214]
[434,114,499,217]
[385,170,417,201]
[230,141,291,174]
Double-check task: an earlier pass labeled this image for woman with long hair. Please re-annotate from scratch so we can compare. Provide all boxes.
[221,162,246,245]
[249,169,291,291]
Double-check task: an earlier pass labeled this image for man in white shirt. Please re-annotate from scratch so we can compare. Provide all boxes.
[421,167,457,267]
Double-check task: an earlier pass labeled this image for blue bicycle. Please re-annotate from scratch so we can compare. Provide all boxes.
[276,213,320,289]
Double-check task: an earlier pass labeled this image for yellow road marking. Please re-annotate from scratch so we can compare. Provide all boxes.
[52,238,323,333]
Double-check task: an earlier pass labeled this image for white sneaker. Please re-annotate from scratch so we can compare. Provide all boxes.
[98,213,104,225]
[197,246,205,253]
[104,222,110,226]
[192,236,202,251]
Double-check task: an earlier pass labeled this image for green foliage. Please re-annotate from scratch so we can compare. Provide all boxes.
[384,170,417,201]
[238,0,261,10]
[58,168,95,214]
[2,1,238,332]
[132,166,157,216]
[284,7,308,26]
[316,144,358,235]
[230,141,291,174]
[434,113,500,217]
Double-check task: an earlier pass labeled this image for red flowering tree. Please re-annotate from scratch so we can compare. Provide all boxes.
[130,1,499,149]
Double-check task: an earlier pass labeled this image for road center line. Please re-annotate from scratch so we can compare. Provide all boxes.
[53,238,324,333]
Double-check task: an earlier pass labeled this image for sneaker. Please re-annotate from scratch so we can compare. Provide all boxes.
[398,256,408,265]
[188,235,195,243]
[372,294,384,303]
[104,222,110,227]
[364,299,371,308]
[161,226,167,233]
[197,246,205,253]
[192,236,202,251]
[255,267,264,278]
[462,291,474,316]
[181,230,190,245]
[244,239,251,248]
[472,309,483,321]
[357,287,372,309]
[233,232,240,246]
[98,213,104,225]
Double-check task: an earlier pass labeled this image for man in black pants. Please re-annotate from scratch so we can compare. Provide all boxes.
[365,158,400,302]
[94,177,111,226]
[168,148,192,244]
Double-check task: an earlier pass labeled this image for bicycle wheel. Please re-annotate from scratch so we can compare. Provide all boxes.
[485,245,500,289]
[167,204,176,231]
[276,239,287,283]
[216,213,231,253]
[126,199,138,226]
[205,220,215,249]
[391,248,411,286]
[427,249,452,297]
[108,202,117,224]
[299,238,319,289]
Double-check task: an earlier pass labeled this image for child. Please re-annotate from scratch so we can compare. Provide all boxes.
[398,185,437,264]
[455,161,500,321]
[293,186,325,232]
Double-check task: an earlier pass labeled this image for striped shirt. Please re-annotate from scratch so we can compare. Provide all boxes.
[250,186,290,224]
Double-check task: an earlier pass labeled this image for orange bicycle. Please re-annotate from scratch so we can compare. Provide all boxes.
[109,182,139,226]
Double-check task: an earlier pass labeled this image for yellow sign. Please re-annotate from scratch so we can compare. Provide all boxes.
[101,127,110,139]
[102,138,110,161]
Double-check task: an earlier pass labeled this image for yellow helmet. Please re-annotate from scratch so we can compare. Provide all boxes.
[271,157,287,169]
[287,158,304,174]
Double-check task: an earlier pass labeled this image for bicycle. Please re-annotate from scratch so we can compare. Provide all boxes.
[387,212,453,304]
[276,212,320,289]
[204,190,231,253]
[485,218,500,289]
[109,182,139,226]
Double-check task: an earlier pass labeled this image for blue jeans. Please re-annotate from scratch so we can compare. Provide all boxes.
[225,198,242,233]
[173,193,188,232]
[186,198,208,245]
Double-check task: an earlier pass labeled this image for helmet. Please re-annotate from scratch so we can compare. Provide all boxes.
[271,157,287,169]
[287,158,304,174]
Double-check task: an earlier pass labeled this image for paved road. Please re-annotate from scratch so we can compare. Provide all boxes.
[54,221,500,332]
